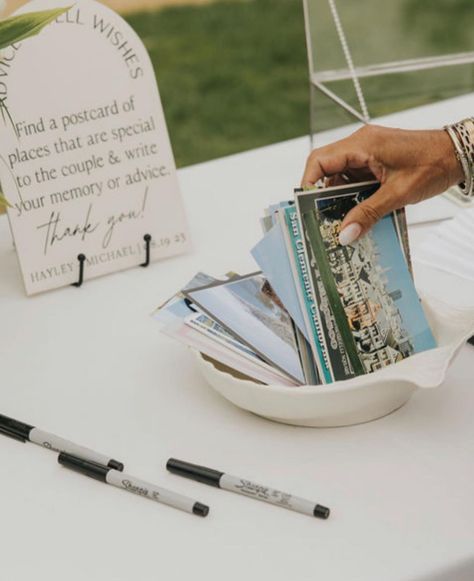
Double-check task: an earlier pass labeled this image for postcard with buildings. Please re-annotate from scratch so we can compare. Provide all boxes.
[299,186,436,375]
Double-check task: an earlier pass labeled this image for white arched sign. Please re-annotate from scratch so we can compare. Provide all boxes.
[0,0,190,294]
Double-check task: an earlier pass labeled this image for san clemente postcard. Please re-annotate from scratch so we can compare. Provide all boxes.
[296,183,436,376]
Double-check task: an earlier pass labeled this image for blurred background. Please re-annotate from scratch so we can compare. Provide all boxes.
[6,0,310,168]
[4,0,474,168]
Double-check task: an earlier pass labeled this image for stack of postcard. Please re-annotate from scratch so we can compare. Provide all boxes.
[154,181,436,386]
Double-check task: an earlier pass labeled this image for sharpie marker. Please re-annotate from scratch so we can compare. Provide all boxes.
[167,458,330,520]
[0,413,124,471]
[59,453,209,517]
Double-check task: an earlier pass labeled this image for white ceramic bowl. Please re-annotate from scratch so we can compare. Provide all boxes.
[193,297,474,427]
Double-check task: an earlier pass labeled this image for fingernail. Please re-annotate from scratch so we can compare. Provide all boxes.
[339,223,362,246]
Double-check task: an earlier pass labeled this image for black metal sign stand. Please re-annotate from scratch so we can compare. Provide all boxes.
[72,234,152,288]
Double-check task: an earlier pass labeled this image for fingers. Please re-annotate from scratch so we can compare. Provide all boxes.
[303,125,404,245]
[325,168,375,188]
[301,126,380,187]
[338,183,403,245]
[324,174,350,187]
[301,148,351,187]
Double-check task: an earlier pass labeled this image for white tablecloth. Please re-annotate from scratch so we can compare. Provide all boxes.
[1,95,474,581]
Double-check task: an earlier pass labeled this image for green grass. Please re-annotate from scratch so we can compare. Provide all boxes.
[125,0,309,167]
[125,0,474,167]
[306,0,474,133]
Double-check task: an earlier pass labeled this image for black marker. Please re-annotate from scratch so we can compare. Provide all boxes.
[0,413,123,471]
[167,458,330,519]
[59,453,209,517]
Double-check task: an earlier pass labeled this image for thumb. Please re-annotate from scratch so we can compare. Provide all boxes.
[338,184,399,245]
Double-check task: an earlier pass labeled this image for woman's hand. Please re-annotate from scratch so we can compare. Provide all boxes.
[301,125,464,245]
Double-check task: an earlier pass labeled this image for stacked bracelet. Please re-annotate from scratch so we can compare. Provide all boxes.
[444,117,474,198]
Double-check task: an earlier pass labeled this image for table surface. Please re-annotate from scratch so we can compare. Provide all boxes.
[1,95,474,581]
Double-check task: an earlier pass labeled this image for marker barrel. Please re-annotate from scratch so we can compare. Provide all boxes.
[0,414,123,470]
[167,458,330,519]
[59,453,209,517]
[106,470,208,516]
[220,474,329,519]
[29,428,123,471]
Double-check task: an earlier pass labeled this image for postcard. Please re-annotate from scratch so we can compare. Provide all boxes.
[297,183,436,375]
[260,201,293,234]
[154,272,218,315]
[184,273,305,384]
[277,205,337,383]
[185,312,295,383]
[251,219,308,339]
[168,320,297,386]
[186,312,259,360]
[153,274,296,386]
[255,204,321,383]
[294,324,320,385]
[393,208,413,276]
[311,182,413,273]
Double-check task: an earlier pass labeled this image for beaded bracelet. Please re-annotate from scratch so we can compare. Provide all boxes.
[444,118,474,198]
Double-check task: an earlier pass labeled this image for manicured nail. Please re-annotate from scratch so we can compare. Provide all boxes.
[339,223,362,246]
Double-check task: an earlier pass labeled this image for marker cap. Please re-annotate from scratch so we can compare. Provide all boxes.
[0,414,33,442]
[167,458,224,488]
[192,502,210,517]
[58,452,110,482]
[107,459,124,471]
[313,504,330,519]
